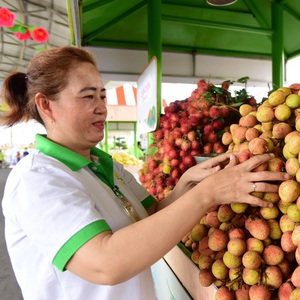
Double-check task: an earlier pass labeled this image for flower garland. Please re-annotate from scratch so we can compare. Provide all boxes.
[0,7,49,44]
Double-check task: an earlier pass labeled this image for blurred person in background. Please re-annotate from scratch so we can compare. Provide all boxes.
[23,147,29,157]
[129,141,144,161]
[15,151,21,163]
[0,149,4,168]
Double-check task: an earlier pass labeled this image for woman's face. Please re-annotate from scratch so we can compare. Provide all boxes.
[48,62,107,156]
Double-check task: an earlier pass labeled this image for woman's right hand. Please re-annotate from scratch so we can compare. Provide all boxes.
[195,153,291,208]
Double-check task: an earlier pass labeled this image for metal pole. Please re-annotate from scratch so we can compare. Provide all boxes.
[271,0,285,89]
[147,0,162,145]
[104,122,109,153]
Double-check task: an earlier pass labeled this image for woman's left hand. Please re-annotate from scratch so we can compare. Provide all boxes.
[180,152,238,190]
[155,152,238,211]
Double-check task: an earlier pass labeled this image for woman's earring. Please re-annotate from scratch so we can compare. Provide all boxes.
[51,120,55,130]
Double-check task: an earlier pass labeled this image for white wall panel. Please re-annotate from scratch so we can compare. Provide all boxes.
[195,55,272,85]
[85,47,272,87]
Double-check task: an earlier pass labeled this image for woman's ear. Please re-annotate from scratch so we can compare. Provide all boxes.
[35,92,53,119]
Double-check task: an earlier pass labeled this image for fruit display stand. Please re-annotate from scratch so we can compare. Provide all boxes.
[124,165,143,174]
[124,165,143,182]
[138,82,300,298]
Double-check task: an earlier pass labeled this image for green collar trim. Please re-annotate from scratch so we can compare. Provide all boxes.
[35,134,113,172]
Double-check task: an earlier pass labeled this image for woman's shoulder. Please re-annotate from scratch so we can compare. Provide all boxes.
[10,150,71,177]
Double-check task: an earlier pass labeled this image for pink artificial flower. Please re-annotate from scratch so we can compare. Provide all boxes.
[31,27,49,43]
[0,7,15,27]
[14,28,31,40]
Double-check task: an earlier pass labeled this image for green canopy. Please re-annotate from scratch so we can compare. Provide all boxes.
[67,0,300,88]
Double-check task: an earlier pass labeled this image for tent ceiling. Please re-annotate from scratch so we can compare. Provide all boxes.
[2,1,300,86]
[0,0,70,81]
[73,0,300,61]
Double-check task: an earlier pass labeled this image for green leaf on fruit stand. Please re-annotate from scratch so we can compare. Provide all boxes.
[237,76,250,83]
[177,242,192,260]
[222,80,231,84]
[202,91,214,101]
[230,102,244,107]
[146,146,158,156]
[212,86,224,94]
[232,88,249,104]
[227,93,233,102]
[196,129,203,145]
[218,130,225,138]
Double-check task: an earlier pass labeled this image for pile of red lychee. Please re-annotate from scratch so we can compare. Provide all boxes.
[138,79,257,202]
[182,84,300,299]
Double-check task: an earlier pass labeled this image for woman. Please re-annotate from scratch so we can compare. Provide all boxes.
[1,46,290,300]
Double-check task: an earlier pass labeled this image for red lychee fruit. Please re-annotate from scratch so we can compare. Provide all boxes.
[190,149,201,156]
[213,141,226,154]
[181,140,192,151]
[203,142,213,154]
[182,155,196,168]
[208,228,229,251]
[209,105,221,119]
[198,236,215,256]
[246,96,257,106]
[249,284,271,300]
[206,211,222,228]
[246,218,270,240]
[148,159,158,172]
[170,113,180,123]
[172,128,183,139]
[209,132,218,143]
[215,286,235,300]
[191,89,201,100]
[153,129,164,141]
[154,176,164,186]
[187,130,198,142]
[263,265,283,289]
[203,124,213,135]
[198,269,215,287]
[175,137,183,148]
[212,119,224,131]
[222,80,230,90]
[291,266,300,288]
[167,149,178,160]
[180,123,192,134]
[179,162,187,173]
[229,228,246,240]
[262,245,284,266]
[290,83,300,94]
[170,168,181,181]
[191,140,201,151]
[189,115,201,126]
[170,158,180,167]
[219,105,229,118]
[235,284,250,300]
[278,282,295,300]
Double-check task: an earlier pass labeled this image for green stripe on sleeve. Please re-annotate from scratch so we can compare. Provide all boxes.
[53,220,111,271]
[141,195,157,209]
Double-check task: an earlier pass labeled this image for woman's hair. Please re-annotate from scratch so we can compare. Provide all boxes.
[1,46,97,126]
